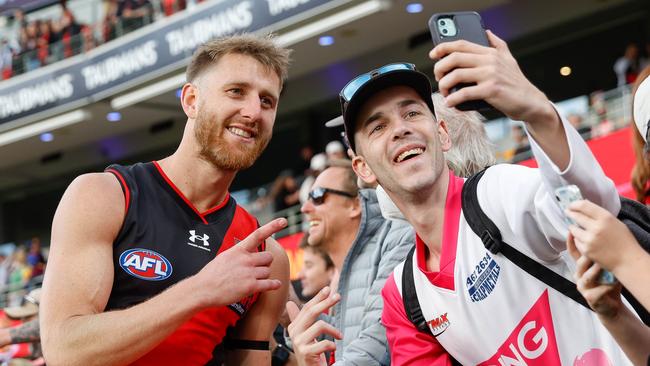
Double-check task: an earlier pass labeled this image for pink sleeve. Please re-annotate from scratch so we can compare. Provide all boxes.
[381,273,453,366]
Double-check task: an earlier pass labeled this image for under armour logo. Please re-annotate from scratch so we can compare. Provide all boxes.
[188,230,210,252]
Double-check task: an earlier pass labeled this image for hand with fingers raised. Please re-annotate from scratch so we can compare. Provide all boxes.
[192,218,287,308]
[286,287,342,366]
[429,30,556,126]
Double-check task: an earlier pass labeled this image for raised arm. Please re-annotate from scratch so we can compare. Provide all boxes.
[41,173,286,366]
[224,239,290,365]
[431,30,569,169]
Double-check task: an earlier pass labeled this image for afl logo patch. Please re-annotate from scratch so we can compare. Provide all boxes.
[119,248,173,281]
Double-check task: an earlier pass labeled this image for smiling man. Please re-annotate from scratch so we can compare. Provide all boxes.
[345,32,630,365]
[289,31,632,365]
[40,35,291,366]
[289,159,413,366]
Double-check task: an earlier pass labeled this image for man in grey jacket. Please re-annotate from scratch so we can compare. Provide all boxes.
[288,159,413,366]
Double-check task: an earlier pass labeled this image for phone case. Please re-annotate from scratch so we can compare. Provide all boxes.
[428,12,491,111]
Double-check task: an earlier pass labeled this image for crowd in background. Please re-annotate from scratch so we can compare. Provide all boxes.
[0,0,203,80]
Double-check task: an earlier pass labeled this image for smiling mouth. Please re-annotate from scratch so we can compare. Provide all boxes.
[227,126,254,138]
[395,148,425,163]
[309,221,320,227]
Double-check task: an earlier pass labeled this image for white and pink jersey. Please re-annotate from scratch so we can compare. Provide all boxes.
[382,117,631,365]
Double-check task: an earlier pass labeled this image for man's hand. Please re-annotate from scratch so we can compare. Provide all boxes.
[430,30,556,125]
[286,287,342,366]
[567,233,623,320]
[192,218,287,308]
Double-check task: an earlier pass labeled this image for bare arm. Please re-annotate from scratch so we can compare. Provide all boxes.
[41,173,287,366]
[224,239,290,365]
[569,235,650,366]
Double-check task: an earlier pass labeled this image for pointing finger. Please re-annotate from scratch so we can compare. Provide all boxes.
[239,218,287,252]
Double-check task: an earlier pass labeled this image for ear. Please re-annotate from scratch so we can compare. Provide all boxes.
[180,82,198,119]
[348,195,362,220]
[352,155,377,187]
[437,119,452,152]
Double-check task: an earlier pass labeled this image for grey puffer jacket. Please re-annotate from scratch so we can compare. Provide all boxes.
[333,189,414,365]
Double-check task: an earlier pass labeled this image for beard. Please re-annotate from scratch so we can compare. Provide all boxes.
[194,108,271,171]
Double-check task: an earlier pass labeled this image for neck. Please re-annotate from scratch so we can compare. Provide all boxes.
[158,124,237,212]
[396,167,450,270]
[326,219,361,270]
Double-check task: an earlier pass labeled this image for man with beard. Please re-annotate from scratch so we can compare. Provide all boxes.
[40,34,292,366]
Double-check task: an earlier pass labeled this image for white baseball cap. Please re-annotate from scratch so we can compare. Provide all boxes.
[634,76,650,141]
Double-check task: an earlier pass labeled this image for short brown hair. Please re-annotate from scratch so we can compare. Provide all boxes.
[299,234,334,269]
[186,33,292,84]
[327,159,359,197]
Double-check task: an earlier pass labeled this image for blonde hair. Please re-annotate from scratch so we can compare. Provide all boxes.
[432,93,496,177]
[186,33,292,84]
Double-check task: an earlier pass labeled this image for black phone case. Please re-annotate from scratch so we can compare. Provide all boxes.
[429,12,491,111]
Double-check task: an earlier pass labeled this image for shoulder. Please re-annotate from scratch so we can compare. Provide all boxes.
[64,172,125,208]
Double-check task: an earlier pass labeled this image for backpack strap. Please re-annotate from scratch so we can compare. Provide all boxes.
[402,246,432,335]
[401,246,462,366]
[461,167,592,311]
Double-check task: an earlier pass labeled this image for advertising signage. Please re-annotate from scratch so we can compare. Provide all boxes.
[0,0,338,126]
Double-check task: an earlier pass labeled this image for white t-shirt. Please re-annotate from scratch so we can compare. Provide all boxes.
[382,114,629,365]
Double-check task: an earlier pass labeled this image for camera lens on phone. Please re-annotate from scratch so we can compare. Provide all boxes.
[440,20,446,25]
[442,29,448,34]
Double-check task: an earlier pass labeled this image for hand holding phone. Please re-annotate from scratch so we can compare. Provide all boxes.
[428,12,491,111]
[555,185,617,285]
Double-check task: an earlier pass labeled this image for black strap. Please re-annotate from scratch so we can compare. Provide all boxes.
[401,247,463,366]
[402,246,432,335]
[223,339,270,351]
[461,168,592,311]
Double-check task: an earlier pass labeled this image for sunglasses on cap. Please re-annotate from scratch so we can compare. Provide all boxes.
[308,187,355,206]
[339,63,417,106]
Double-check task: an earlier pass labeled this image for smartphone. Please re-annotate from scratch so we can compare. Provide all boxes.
[428,11,491,111]
[554,185,617,285]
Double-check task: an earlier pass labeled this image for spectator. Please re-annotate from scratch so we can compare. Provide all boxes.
[161,0,187,16]
[614,43,641,86]
[118,0,154,33]
[297,237,334,299]
[337,30,626,364]
[26,238,45,281]
[8,248,30,307]
[288,160,414,365]
[299,153,327,205]
[567,113,591,139]
[325,141,345,160]
[562,69,650,360]
[270,171,300,212]
[20,22,39,71]
[36,20,52,66]
[297,146,315,175]
[431,92,496,177]
[565,202,650,365]
[52,8,83,58]
[103,0,120,42]
[0,38,14,80]
[630,66,650,203]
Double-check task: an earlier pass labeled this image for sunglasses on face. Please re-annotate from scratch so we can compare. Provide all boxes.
[339,63,417,107]
[308,187,355,205]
